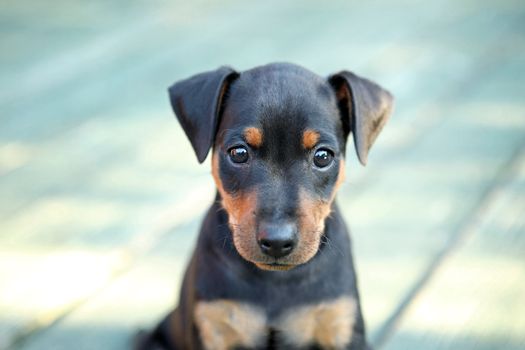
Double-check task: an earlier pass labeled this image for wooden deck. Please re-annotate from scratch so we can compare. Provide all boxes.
[1,0,524,349]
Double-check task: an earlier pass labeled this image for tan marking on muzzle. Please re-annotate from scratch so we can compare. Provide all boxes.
[276,296,357,349]
[296,159,346,263]
[296,190,331,262]
[212,152,259,262]
[302,129,320,149]
[194,300,267,350]
[244,127,263,148]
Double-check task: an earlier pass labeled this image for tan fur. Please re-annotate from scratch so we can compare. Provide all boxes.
[277,297,357,349]
[244,127,263,148]
[211,152,260,263]
[302,129,320,149]
[194,300,267,350]
[295,160,346,263]
[296,189,331,262]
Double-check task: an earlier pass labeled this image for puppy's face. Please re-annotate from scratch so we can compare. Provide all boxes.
[169,63,393,271]
[211,67,347,270]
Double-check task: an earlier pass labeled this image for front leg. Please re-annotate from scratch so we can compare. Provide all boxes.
[276,296,368,350]
[193,299,268,350]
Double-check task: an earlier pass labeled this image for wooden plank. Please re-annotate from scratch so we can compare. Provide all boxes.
[0,248,127,349]
[382,148,525,350]
[13,219,201,350]
[0,1,230,104]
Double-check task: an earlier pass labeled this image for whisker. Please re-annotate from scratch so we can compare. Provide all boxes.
[322,234,344,257]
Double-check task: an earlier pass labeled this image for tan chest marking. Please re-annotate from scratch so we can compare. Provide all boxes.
[194,300,267,350]
[276,296,357,349]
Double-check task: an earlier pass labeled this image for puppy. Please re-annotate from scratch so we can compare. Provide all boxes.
[135,62,393,350]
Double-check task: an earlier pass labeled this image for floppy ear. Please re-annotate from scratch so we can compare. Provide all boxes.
[329,71,394,165]
[168,66,239,163]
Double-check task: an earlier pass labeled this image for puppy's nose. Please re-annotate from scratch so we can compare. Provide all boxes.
[257,222,297,259]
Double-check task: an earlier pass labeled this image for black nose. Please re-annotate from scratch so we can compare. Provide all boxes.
[257,222,297,259]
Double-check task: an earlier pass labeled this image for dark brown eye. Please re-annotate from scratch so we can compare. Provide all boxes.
[313,148,334,168]
[229,146,249,163]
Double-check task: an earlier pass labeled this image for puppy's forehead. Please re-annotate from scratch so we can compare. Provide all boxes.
[220,64,341,143]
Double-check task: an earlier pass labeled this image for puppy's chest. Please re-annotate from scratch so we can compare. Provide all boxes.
[194,297,357,350]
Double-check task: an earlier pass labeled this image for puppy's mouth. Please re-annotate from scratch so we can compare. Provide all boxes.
[231,226,323,272]
[254,262,297,271]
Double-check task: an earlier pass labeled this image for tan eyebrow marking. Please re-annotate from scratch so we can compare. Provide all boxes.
[244,127,263,147]
[302,129,320,149]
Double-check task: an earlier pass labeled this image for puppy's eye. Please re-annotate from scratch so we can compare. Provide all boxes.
[313,148,334,168]
[229,146,249,163]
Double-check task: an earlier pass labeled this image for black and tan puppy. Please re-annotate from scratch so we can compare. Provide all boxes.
[135,63,393,350]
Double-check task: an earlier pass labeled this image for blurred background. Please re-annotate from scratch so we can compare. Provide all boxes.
[1,0,524,349]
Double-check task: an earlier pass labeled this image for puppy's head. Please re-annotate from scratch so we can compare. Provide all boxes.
[169,63,393,271]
